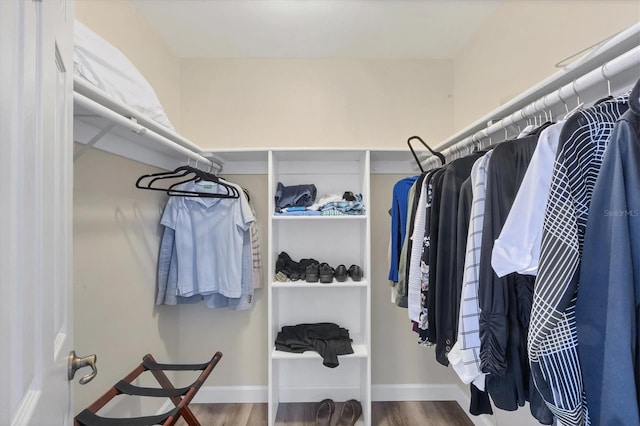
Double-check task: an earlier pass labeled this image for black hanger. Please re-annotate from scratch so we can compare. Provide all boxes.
[407,136,446,173]
[136,165,239,199]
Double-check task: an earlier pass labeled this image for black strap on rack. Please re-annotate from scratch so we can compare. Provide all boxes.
[114,380,196,398]
[75,407,181,426]
[142,359,210,371]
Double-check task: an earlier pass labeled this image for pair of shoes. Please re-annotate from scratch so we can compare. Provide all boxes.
[312,263,363,283]
[315,398,334,426]
[335,264,364,282]
[347,264,363,281]
[336,399,363,426]
[316,399,362,426]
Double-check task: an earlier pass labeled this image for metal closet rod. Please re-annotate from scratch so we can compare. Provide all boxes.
[420,23,640,166]
[74,92,224,173]
[422,44,640,169]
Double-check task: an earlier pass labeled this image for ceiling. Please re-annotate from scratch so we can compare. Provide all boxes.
[131,0,502,59]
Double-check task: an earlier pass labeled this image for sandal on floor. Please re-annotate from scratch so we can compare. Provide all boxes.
[315,398,335,426]
[336,399,362,426]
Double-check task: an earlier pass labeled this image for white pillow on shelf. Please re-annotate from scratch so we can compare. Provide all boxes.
[73,20,174,130]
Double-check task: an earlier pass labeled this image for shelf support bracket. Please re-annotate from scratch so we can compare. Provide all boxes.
[73,121,117,162]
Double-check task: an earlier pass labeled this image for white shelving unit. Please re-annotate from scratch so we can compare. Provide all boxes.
[267,149,371,426]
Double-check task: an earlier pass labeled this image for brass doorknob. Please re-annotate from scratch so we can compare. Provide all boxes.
[68,350,98,385]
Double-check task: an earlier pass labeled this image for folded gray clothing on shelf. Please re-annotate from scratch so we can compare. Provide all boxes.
[274,182,317,211]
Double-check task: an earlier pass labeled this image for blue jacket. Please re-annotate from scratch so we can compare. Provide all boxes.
[577,79,640,425]
[388,176,418,282]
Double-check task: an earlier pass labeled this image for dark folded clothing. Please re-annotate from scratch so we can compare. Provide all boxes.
[275,323,354,368]
[274,182,317,211]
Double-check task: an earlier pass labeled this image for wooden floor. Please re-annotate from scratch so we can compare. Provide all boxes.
[176,401,473,426]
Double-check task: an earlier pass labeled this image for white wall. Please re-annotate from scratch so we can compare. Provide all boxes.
[452,0,640,130]
[175,174,270,387]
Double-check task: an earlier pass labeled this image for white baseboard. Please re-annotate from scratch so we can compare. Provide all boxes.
[372,383,464,402]
[192,385,269,403]
[156,384,494,426]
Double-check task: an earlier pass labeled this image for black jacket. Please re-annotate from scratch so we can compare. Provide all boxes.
[275,323,353,368]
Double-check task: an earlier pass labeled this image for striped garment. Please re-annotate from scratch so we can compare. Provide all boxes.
[448,151,492,388]
[528,96,629,426]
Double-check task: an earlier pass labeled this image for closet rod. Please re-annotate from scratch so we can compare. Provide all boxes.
[422,44,640,169]
[424,23,639,160]
[74,92,223,173]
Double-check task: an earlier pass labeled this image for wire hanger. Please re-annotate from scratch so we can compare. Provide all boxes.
[407,135,446,173]
[135,157,239,199]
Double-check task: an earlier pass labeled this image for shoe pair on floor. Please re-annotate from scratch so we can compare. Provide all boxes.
[307,263,363,283]
[316,399,362,426]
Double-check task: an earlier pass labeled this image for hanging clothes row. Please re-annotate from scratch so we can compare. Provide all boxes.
[388,78,640,425]
[137,166,263,310]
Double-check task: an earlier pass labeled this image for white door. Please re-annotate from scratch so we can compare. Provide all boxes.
[0,0,74,424]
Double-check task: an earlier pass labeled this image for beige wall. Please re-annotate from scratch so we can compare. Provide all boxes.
[453,0,640,130]
[75,0,183,131]
[175,174,270,386]
[73,148,179,415]
[181,59,454,149]
[370,174,461,386]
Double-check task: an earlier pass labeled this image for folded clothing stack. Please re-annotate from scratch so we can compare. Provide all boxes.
[275,322,354,368]
[275,188,365,216]
[274,182,317,213]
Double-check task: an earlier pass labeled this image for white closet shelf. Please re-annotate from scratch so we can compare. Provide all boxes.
[272,278,369,288]
[207,148,419,175]
[272,215,367,221]
[73,77,223,172]
[272,343,368,360]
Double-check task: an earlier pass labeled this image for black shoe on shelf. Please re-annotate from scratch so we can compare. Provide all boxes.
[348,264,363,281]
[334,264,348,282]
[319,263,334,284]
[305,263,320,283]
[298,258,318,281]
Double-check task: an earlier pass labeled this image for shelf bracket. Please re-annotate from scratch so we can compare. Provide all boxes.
[73,121,117,162]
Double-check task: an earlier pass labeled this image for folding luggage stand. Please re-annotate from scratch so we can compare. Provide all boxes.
[75,352,222,426]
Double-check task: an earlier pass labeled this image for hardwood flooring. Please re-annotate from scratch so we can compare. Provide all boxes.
[176,401,473,426]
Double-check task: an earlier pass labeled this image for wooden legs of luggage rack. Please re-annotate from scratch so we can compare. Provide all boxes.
[74,351,222,426]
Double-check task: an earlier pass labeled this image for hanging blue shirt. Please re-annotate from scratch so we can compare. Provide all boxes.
[160,180,254,299]
[388,176,419,282]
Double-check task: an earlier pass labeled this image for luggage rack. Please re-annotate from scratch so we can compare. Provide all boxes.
[75,352,222,426]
